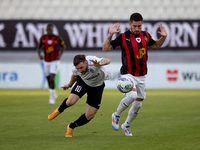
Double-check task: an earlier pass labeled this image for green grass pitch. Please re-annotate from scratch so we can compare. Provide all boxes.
[0,89,200,150]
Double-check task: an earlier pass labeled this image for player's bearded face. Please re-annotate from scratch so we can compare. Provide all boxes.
[75,61,88,74]
[129,21,143,35]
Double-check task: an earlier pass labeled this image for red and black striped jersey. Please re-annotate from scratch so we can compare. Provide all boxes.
[111,30,156,76]
[39,34,65,62]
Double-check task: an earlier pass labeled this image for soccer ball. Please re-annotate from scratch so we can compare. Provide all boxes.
[117,76,134,93]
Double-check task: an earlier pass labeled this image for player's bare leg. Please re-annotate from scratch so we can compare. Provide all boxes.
[48,74,57,104]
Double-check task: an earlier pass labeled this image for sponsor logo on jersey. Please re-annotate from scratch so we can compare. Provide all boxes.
[86,73,100,80]
[136,48,146,59]
[46,46,54,53]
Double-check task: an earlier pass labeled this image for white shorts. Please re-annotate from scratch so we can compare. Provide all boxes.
[121,74,146,99]
[43,60,60,76]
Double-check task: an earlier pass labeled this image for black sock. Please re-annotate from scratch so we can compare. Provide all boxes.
[58,98,69,113]
[69,113,90,129]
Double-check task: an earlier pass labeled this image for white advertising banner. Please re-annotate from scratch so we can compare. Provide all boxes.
[104,63,200,89]
[0,63,46,88]
[0,62,200,89]
[146,63,200,89]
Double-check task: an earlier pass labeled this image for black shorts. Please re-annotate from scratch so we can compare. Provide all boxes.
[71,77,105,109]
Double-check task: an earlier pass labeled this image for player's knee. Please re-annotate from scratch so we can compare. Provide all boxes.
[85,113,95,120]
[132,101,142,113]
[49,78,55,83]
[126,91,137,100]
[66,99,76,106]
[66,102,73,107]
[49,74,55,82]
[121,91,137,107]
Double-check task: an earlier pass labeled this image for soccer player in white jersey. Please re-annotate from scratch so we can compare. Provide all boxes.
[48,54,111,137]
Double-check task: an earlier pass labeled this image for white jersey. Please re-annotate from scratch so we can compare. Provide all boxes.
[72,55,109,87]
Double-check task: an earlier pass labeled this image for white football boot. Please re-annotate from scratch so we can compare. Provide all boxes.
[121,123,133,136]
[112,112,120,131]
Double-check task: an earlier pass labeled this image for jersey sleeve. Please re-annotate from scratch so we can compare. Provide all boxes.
[72,66,79,76]
[110,34,122,49]
[148,33,156,46]
[59,36,65,47]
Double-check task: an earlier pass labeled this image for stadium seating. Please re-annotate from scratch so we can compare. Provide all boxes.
[0,0,199,20]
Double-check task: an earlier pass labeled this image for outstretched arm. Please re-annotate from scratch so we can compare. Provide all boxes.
[56,39,66,60]
[61,74,77,90]
[150,23,168,50]
[102,23,121,52]
[89,58,111,66]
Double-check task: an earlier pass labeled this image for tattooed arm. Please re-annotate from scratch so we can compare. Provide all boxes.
[99,58,111,66]
[89,58,111,66]
[102,33,114,52]
[102,23,121,52]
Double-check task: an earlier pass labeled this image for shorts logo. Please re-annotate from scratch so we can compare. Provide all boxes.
[75,85,82,92]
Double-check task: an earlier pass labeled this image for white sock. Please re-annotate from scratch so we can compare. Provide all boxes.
[49,89,55,96]
[115,91,137,116]
[124,101,142,126]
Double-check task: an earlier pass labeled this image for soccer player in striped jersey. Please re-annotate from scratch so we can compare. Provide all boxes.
[48,54,111,137]
[102,12,167,136]
[37,23,66,105]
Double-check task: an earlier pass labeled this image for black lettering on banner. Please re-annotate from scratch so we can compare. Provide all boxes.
[182,72,200,81]
[75,85,82,93]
